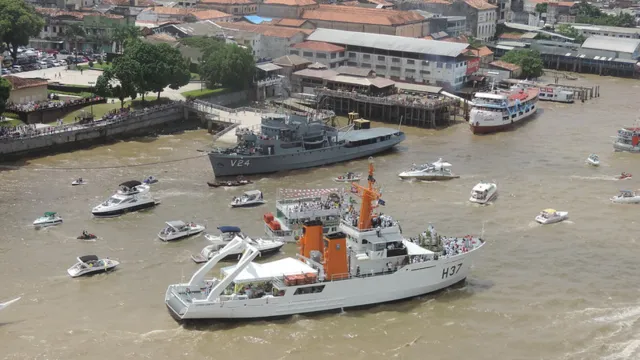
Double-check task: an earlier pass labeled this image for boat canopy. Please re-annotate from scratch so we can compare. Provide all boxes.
[44,212,56,216]
[166,221,186,229]
[244,190,262,196]
[221,257,317,284]
[543,209,556,213]
[119,180,142,188]
[78,255,99,263]
[218,226,241,233]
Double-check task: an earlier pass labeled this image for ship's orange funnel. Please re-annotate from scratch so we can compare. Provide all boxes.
[298,220,324,259]
[323,232,348,281]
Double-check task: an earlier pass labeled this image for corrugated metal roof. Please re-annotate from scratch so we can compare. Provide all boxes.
[307,29,469,58]
[503,22,542,31]
[256,63,282,72]
[581,36,640,54]
[497,41,528,47]
[394,82,442,94]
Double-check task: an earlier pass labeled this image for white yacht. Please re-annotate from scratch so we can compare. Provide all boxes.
[0,297,20,312]
[158,221,205,242]
[71,178,87,186]
[264,188,345,243]
[610,190,640,204]
[586,154,600,166]
[469,182,498,204]
[535,209,569,224]
[334,172,361,182]
[230,190,266,208]
[33,212,63,228]
[191,226,285,263]
[398,158,459,181]
[67,255,119,278]
[92,180,158,217]
[166,158,485,321]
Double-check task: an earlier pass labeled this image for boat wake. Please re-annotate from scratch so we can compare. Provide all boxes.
[569,175,620,181]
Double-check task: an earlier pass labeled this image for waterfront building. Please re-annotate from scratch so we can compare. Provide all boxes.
[195,0,258,18]
[3,76,48,105]
[563,23,640,39]
[288,41,347,69]
[136,7,233,24]
[581,36,640,60]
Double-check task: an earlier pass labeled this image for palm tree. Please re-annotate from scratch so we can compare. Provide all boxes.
[111,24,141,54]
[63,23,86,58]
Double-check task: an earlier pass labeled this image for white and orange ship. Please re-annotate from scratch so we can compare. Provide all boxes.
[469,85,539,135]
[165,158,485,321]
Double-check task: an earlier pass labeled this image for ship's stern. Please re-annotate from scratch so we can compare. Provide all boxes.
[165,285,190,321]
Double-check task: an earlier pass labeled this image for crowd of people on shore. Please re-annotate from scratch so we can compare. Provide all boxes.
[6,95,104,113]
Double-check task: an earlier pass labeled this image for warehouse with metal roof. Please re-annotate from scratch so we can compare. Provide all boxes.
[581,36,640,60]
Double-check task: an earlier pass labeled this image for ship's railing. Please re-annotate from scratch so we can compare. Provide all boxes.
[276,205,341,219]
[339,220,400,233]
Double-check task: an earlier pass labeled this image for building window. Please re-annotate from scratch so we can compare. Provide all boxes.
[347,61,357,66]
[363,54,370,60]
[405,68,415,73]
[361,63,371,68]
[316,53,326,59]
[407,59,414,64]
[422,60,429,66]
[392,58,400,63]
[339,51,345,57]
[377,55,385,61]
[437,62,443,68]
[331,53,336,59]
[290,50,299,55]
[420,70,431,74]
[390,66,401,72]
[348,52,356,58]
[303,51,313,58]
[375,64,386,70]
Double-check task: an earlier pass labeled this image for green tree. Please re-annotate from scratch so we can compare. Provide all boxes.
[200,44,255,90]
[183,14,198,23]
[0,76,11,115]
[156,43,191,95]
[535,3,548,13]
[0,0,45,62]
[111,24,140,53]
[575,1,636,27]
[62,23,86,57]
[95,62,139,108]
[555,24,586,44]
[501,49,544,79]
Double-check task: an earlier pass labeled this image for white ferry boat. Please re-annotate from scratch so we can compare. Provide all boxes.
[613,126,640,152]
[511,80,574,103]
[469,86,539,135]
[165,158,485,321]
[263,188,345,243]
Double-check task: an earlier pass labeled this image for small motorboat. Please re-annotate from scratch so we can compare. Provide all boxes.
[67,255,119,278]
[77,231,97,240]
[191,226,285,263]
[33,212,63,228]
[207,177,253,188]
[535,209,569,225]
[469,182,498,204]
[398,158,460,180]
[143,176,158,185]
[586,154,600,166]
[230,190,266,208]
[610,190,640,204]
[71,178,87,186]
[0,297,20,312]
[618,172,632,180]
[333,172,362,183]
[158,221,205,241]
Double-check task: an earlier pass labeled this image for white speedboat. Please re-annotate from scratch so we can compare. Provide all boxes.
[0,297,20,312]
[71,178,87,186]
[33,212,63,228]
[143,176,158,185]
[586,154,600,166]
[535,209,569,224]
[230,190,266,208]
[469,182,498,204]
[158,221,205,241]
[610,190,640,204]
[334,172,361,183]
[67,255,119,278]
[398,158,459,180]
[92,180,158,217]
[191,226,285,263]
[166,158,485,321]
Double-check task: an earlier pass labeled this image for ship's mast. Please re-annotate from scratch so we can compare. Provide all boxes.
[350,157,381,230]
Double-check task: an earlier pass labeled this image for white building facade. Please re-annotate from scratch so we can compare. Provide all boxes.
[476,8,497,41]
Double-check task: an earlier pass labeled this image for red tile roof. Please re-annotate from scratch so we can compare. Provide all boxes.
[302,5,425,26]
[291,41,345,52]
[101,0,155,6]
[214,21,313,37]
[490,60,521,72]
[500,33,523,40]
[264,0,317,5]
[441,35,470,43]
[466,45,493,57]
[200,0,256,4]
[36,7,124,19]
[464,0,497,10]
[3,76,48,90]
[143,7,231,20]
[271,18,310,27]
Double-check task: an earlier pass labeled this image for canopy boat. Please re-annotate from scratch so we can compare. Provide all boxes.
[77,231,97,240]
[165,157,485,321]
[230,190,266,208]
[116,180,149,195]
[191,226,285,263]
[398,158,459,180]
[610,190,640,204]
[535,209,569,224]
[618,172,632,180]
[71,178,87,186]
[333,172,362,183]
[469,182,498,204]
[92,181,158,217]
[586,154,600,166]
[143,176,158,185]
[33,212,63,228]
[207,177,253,188]
[67,255,119,278]
[0,297,20,312]
[158,221,205,242]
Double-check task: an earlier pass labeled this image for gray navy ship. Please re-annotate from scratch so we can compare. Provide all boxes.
[208,112,405,177]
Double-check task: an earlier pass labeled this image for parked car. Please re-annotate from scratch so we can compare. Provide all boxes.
[11,65,22,72]
[59,49,69,55]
